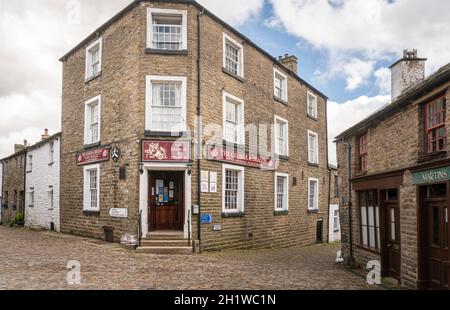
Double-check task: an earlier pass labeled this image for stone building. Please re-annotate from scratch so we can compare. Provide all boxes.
[1,142,27,225]
[328,165,341,243]
[59,0,329,253]
[24,130,61,232]
[336,50,450,289]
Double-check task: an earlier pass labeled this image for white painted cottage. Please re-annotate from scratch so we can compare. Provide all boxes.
[24,130,61,231]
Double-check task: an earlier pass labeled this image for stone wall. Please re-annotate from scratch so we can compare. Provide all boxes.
[60,1,329,250]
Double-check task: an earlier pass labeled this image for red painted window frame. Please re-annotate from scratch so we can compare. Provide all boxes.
[425,95,446,154]
[359,134,368,172]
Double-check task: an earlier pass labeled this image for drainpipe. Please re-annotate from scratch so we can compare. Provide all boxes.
[341,141,354,264]
[23,151,27,225]
[327,166,331,244]
[196,8,204,252]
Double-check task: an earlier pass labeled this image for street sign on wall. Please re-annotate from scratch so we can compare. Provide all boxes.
[76,147,110,166]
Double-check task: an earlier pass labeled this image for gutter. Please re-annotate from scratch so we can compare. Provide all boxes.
[196,8,204,252]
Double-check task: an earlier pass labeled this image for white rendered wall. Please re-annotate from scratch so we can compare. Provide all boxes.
[25,137,60,231]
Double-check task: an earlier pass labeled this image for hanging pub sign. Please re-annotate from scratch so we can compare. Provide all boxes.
[142,140,191,163]
[76,147,110,166]
[206,145,277,170]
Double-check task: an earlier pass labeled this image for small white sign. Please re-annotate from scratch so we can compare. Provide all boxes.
[201,171,209,182]
[201,182,209,193]
[213,224,222,231]
[210,172,217,183]
[210,182,217,193]
[109,208,128,218]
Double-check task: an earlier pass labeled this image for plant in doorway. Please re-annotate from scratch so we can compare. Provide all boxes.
[13,212,24,227]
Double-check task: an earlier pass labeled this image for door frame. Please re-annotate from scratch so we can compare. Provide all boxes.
[379,190,401,281]
[139,163,192,239]
[417,181,450,290]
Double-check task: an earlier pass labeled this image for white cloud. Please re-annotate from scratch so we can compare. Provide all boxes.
[341,58,375,91]
[374,67,391,95]
[0,0,264,158]
[198,0,264,26]
[328,95,390,165]
[269,0,450,89]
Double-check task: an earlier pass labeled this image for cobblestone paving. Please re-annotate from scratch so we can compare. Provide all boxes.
[0,226,380,290]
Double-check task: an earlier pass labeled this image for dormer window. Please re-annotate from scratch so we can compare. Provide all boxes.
[147,8,187,51]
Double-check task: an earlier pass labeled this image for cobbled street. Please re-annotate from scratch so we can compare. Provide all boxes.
[0,226,380,290]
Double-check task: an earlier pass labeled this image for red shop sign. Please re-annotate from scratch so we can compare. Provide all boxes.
[76,147,110,166]
[207,145,277,170]
[142,140,191,163]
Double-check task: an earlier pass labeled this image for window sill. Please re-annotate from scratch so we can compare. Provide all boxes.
[222,212,245,218]
[222,140,245,149]
[307,114,318,121]
[85,72,102,84]
[83,210,100,217]
[307,209,319,214]
[356,244,381,255]
[144,131,187,138]
[222,68,245,83]
[84,141,101,150]
[355,171,368,177]
[274,210,289,216]
[277,154,289,161]
[274,96,288,106]
[145,48,188,56]
[417,150,447,163]
[308,162,319,168]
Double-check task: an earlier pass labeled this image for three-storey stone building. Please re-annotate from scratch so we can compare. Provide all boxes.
[336,50,450,289]
[59,0,329,252]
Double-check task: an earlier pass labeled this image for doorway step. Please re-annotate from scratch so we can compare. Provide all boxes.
[136,231,192,255]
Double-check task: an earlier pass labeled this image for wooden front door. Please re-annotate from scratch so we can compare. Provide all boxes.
[425,200,449,290]
[148,171,184,231]
[381,189,401,280]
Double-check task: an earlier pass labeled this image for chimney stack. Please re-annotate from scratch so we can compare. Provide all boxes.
[14,144,25,153]
[279,54,298,75]
[41,128,50,141]
[390,49,427,100]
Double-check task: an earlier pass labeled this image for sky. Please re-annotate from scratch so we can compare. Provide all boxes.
[1,0,450,165]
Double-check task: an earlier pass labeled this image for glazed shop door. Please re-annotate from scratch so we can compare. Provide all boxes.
[148,171,184,231]
[425,200,449,290]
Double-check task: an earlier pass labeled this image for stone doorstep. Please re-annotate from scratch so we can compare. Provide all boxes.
[135,246,193,255]
[140,239,191,247]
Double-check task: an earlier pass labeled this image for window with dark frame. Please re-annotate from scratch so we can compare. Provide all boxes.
[334,175,339,197]
[359,190,380,251]
[425,95,446,154]
[358,134,367,172]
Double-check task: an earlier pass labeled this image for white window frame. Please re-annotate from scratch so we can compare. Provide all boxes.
[83,164,100,212]
[307,91,318,118]
[274,115,289,157]
[147,8,188,51]
[145,75,187,133]
[27,154,33,172]
[308,178,319,211]
[308,130,319,165]
[273,68,288,102]
[222,164,245,214]
[85,37,102,80]
[49,141,54,164]
[28,187,34,207]
[48,186,54,210]
[223,33,244,78]
[222,91,245,145]
[274,172,289,211]
[84,95,102,145]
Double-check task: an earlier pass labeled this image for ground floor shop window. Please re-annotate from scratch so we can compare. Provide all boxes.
[359,190,380,250]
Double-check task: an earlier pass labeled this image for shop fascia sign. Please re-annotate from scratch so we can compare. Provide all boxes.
[206,145,277,170]
[412,166,450,185]
[142,140,191,163]
[76,147,110,166]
